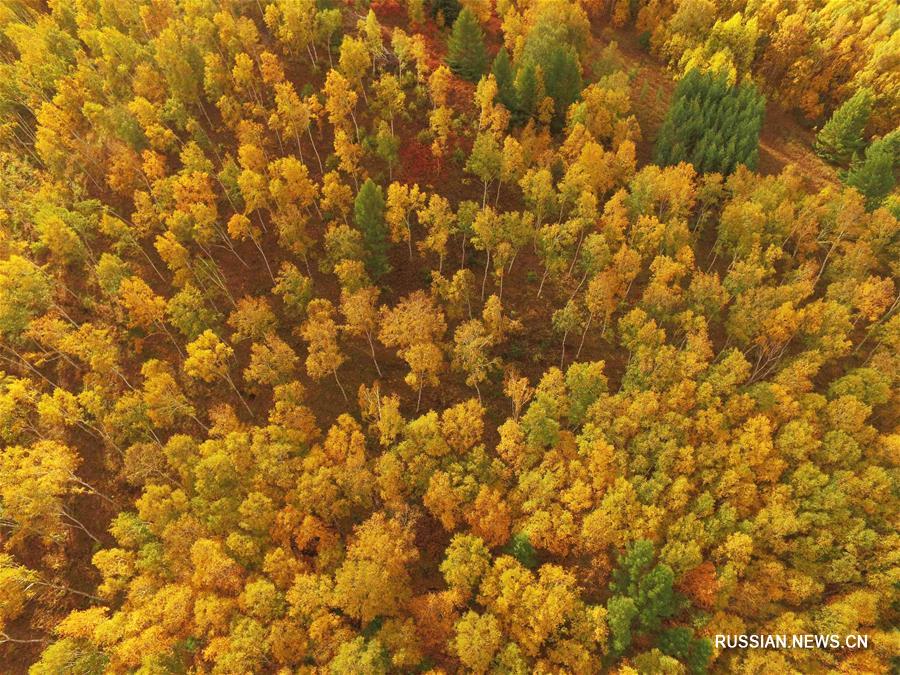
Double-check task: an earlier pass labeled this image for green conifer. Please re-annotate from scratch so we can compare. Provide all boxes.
[842,130,899,210]
[354,179,390,279]
[514,63,538,124]
[491,47,517,113]
[543,45,582,132]
[446,8,487,82]
[655,69,764,174]
[430,0,461,25]
[814,88,873,165]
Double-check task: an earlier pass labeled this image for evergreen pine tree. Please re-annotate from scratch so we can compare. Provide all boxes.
[492,47,517,113]
[446,8,488,82]
[543,45,582,132]
[814,88,874,165]
[659,627,713,675]
[354,179,390,279]
[842,130,899,210]
[430,0,461,25]
[655,69,764,175]
[514,63,538,125]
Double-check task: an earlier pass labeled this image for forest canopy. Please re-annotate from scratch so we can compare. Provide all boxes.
[0,0,897,673]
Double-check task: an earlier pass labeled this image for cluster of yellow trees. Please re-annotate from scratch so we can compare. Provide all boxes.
[0,0,897,672]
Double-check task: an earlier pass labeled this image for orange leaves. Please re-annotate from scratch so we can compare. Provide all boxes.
[441,399,485,453]
[333,513,419,623]
[117,276,166,330]
[465,486,512,547]
[300,298,346,389]
[0,441,82,547]
[323,69,358,132]
[677,560,719,611]
[379,291,448,407]
[190,539,244,594]
[424,470,465,530]
[184,330,233,383]
[453,610,502,672]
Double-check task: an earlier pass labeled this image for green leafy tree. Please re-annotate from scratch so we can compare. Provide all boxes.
[606,540,682,657]
[658,627,713,675]
[0,255,51,341]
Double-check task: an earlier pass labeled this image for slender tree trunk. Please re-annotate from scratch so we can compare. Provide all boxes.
[0,633,46,645]
[26,579,104,604]
[60,509,100,544]
[569,268,590,302]
[407,223,414,260]
[576,313,592,359]
[560,328,570,369]
[130,235,167,282]
[68,473,114,504]
[568,229,585,276]
[814,236,841,287]
[225,374,254,415]
[416,382,424,412]
[215,228,250,267]
[481,250,491,300]
[366,331,383,376]
[250,233,275,282]
[537,266,549,298]
[159,323,185,358]
[853,292,900,355]
[350,111,361,144]
[307,125,325,175]
[333,367,348,401]
[292,127,305,164]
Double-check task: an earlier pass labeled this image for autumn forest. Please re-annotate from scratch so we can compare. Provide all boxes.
[0,0,898,672]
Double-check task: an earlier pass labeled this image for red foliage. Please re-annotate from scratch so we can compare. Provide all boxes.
[416,22,448,68]
[677,561,719,611]
[371,0,405,22]
[399,139,441,184]
[447,76,476,109]
[484,15,503,44]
